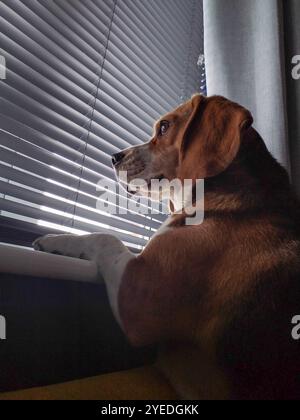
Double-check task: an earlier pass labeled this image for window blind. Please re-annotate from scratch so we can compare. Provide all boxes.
[0,0,205,251]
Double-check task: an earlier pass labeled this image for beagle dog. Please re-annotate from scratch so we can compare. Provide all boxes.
[34,95,300,400]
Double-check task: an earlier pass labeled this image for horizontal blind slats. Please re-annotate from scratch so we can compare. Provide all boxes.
[149,0,191,41]
[0,163,162,230]
[0,35,97,106]
[0,211,142,252]
[0,179,155,238]
[101,65,167,118]
[118,0,187,53]
[1,75,151,148]
[0,133,114,189]
[0,132,167,222]
[39,0,115,53]
[109,17,183,94]
[105,40,179,104]
[0,133,169,223]
[50,0,114,45]
[5,0,104,70]
[0,0,203,243]
[0,15,101,89]
[0,99,132,174]
[114,4,184,79]
[0,116,119,179]
[1,32,175,122]
[2,47,158,136]
[0,197,147,248]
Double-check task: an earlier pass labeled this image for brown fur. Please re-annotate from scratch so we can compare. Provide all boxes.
[118,95,300,400]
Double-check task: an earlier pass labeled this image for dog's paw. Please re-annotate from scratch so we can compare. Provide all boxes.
[33,234,84,258]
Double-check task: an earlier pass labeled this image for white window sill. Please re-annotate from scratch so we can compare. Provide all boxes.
[0,243,99,283]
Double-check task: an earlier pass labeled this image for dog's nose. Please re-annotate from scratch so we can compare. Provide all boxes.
[112,152,125,166]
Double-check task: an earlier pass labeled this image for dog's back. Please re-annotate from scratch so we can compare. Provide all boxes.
[158,128,300,400]
[217,129,300,400]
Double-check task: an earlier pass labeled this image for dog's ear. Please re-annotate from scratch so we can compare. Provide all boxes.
[179,95,253,180]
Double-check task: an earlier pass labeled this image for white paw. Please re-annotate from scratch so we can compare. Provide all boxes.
[33,234,84,258]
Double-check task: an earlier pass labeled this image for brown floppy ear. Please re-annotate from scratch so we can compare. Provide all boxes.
[179,95,253,180]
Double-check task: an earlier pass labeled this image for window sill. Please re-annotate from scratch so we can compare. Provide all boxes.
[0,243,98,283]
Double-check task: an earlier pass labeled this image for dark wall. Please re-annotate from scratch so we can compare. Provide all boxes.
[0,274,154,392]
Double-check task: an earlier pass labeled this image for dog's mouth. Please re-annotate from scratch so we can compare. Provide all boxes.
[117,173,165,196]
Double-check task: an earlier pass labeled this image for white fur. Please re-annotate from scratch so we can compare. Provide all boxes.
[33,217,177,327]
[33,233,135,327]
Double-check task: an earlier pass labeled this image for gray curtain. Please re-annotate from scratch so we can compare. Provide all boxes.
[203,0,300,195]
[284,0,300,195]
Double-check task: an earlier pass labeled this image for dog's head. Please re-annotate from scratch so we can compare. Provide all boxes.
[112,95,253,198]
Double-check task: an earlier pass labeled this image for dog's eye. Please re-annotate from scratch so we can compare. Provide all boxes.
[158,121,170,136]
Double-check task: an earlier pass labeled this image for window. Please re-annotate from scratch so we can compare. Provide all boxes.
[0,0,205,251]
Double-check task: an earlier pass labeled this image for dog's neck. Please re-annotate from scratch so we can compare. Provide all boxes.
[169,180,204,214]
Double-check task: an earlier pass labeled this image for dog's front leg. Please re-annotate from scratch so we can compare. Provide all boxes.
[33,233,135,325]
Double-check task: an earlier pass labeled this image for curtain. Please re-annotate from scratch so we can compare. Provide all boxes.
[283,0,300,196]
[203,0,300,195]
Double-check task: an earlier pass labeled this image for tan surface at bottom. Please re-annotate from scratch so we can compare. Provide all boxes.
[0,366,177,400]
